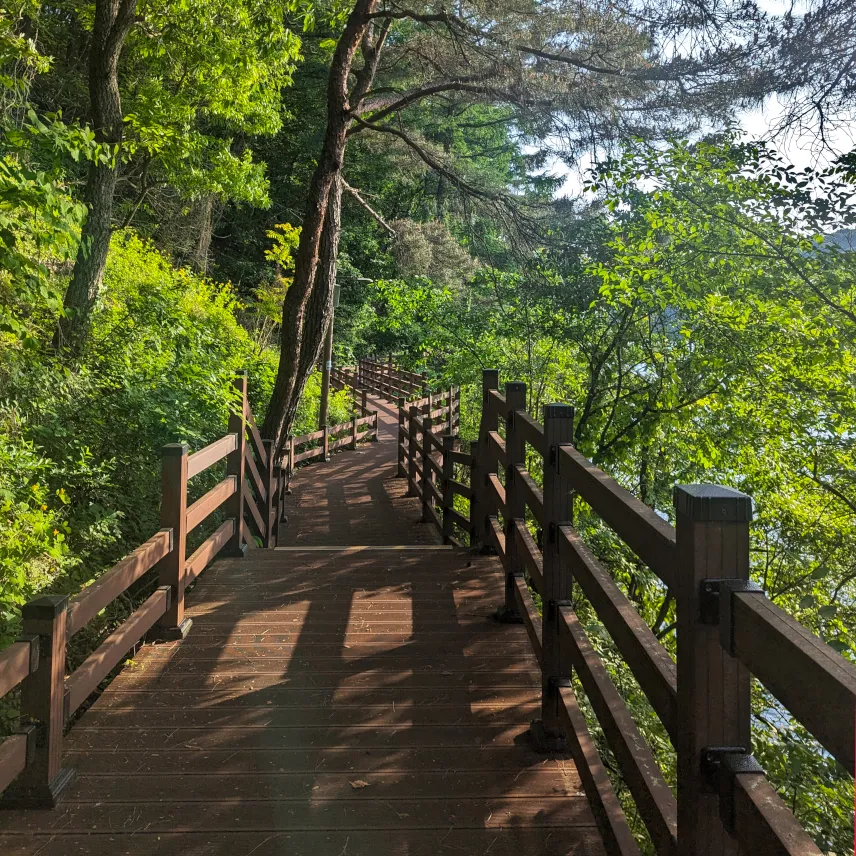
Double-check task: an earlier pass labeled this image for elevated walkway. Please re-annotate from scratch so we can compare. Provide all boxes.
[0,391,604,855]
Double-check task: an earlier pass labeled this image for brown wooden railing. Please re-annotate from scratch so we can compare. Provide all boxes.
[0,369,372,808]
[398,368,856,856]
[358,356,428,401]
[282,412,379,475]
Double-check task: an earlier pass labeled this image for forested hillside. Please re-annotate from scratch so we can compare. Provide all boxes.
[1,0,855,851]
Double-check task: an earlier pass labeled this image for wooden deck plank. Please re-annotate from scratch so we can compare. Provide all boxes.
[0,830,607,856]
[53,769,584,801]
[64,746,577,772]
[0,393,604,856]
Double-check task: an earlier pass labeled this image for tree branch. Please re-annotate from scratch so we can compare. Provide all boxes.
[343,179,396,233]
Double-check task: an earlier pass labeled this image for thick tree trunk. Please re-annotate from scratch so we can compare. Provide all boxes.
[57,0,137,353]
[276,177,344,447]
[261,0,378,447]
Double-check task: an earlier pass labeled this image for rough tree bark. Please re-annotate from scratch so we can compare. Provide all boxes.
[191,195,216,274]
[261,0,381,448]
[57,0,138,353]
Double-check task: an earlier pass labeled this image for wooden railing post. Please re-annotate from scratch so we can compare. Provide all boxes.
[1,595,73,807]
[361,389,367,414]
[470,369,498,546]
[154,442,191,638]
[371,411,379,442]
[224,371,248,557]
[442,434,457,543]
[532,403,574,751]
[273,463,285,538]
[674,484,752,856]
[407,405,418,496]
[447,386,454,434]
[287,434,295,482]
[351,414,358,450]
[421,408,433,522]
[322,424,330,462]
[397,397,407,477]
[262,439,276,548]
[499,381,527,622]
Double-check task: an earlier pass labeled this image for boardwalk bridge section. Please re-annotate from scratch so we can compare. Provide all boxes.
[0,359,853,855]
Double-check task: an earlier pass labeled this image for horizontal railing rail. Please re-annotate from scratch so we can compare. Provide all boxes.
[396,388,469,547]
[458,368,854,856]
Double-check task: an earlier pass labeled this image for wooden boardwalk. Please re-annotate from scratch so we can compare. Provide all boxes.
[0,394,604,855]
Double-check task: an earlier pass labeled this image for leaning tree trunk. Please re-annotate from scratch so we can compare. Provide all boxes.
[56,0,138,353]
[260,0,378,449]
[275,176,344,450]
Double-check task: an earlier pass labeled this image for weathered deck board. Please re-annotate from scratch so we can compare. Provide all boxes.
[0,393,605,855]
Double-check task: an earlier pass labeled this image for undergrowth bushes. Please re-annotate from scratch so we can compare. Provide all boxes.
[0,232,275,646]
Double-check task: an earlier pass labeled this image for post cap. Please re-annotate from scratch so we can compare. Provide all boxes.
[22,595,69,620]
[543,404,575,420]
[673,484,753,522]
[162,443,190,456]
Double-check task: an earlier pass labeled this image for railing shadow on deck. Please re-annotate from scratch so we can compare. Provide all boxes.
[43,549,579,853]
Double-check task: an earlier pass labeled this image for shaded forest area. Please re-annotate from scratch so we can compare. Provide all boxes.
[1,0,855,851]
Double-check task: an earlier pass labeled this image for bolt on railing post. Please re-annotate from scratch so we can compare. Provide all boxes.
[262,439,276,548]
[674,484,753,856]
[499,381,527,622]
[442,434,457,543]
[470,369,498,547]
[407,405,419,496]
[224,371,248,557]
[421,408,433,523]
[0,596,73,807]
[154,443,191,638]
[531,403,574,751]
[397,397,407,477]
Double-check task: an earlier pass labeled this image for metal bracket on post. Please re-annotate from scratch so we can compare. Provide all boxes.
[547,675,572,697]
[547,521,571,544]
[546,599,572,623]
[700,746,764,833]
[699,578,764,654]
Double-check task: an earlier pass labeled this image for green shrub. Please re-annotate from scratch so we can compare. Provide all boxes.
[0,231,275,642]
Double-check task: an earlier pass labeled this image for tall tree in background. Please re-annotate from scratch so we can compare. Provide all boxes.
[57,0,137,351]
[260,0,766,446]
[52,0,302,351]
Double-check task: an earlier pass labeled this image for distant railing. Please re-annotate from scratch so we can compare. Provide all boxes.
[357,356,428,401]
[283,412,379,474]
[398,368,856,856]
[0,369,375,809]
